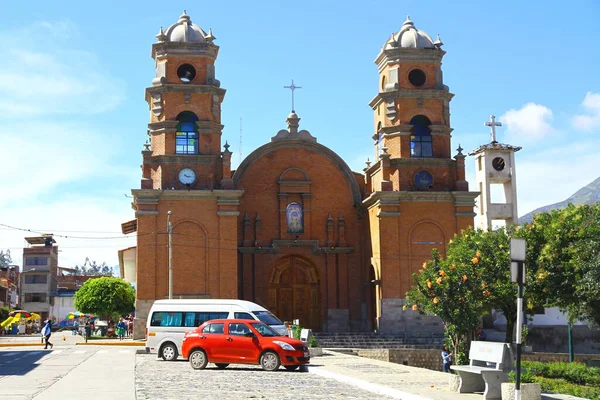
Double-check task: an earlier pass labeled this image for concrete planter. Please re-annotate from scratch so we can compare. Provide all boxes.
[501,382,541,400]
[448,374,460,392]
[309,347,323,357]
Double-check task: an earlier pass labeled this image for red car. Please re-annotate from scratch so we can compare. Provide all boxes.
[181,319,310,371]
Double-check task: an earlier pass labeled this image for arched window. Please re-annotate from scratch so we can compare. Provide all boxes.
[176,111,199,154]
[410,115,432,157]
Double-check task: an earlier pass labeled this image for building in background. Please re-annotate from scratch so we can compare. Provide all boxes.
[20,235,58,322]
[0,265,19,308]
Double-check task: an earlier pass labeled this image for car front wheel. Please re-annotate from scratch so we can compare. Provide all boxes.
[160,343,178,361]
[189,349,208,370]
[260,351,281,371]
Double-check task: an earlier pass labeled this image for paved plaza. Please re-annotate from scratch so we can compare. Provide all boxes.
[0,335,588,400]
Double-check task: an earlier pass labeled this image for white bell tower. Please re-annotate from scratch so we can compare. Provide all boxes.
[470,115,522,230]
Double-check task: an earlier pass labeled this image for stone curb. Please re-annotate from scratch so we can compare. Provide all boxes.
[76,341,145,346]
[0,341,145,347]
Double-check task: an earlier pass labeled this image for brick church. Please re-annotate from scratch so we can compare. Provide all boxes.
[121,12,477,338]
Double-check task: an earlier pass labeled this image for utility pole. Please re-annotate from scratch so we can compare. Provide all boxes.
[167,211,173,300]
[510,238,526,400]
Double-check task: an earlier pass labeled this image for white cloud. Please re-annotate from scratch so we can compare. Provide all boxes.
[0,122,126,207]
[0,197,137,269]
[0,20,136,268]
[573,92,600,131]
[514,142,598,216]
[0,22,124,117]
[500,103,555,143]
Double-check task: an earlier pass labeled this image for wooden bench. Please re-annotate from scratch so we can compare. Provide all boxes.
[451,341,513,400]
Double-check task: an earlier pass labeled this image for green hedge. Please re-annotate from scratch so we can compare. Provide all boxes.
[509,361,600,400]
[522,361,600,386]
[534,377,600,400]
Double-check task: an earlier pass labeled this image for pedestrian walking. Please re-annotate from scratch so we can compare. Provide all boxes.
[441,346,453,373]
[42,320,53,349]
[117,317,127,341]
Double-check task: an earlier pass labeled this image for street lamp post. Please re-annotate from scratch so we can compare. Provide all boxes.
[510,238,526,400]
[167,211,173,300]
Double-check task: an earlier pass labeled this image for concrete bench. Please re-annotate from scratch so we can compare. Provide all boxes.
[451,341,512,400]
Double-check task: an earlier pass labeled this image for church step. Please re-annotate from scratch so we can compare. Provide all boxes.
[313,332,443,349]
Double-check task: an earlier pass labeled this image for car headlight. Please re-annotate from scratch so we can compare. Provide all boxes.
[273,341,295,351]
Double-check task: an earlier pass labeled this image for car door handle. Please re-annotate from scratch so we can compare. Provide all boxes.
[226,337,233,342]
[199,336,206,340]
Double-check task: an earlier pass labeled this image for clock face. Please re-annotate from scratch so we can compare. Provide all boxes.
[492,157,506,171]
[178,168,196,185]
[414,170,433,190]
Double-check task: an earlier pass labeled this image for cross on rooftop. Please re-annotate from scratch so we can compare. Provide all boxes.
[283,79,302,112]
[484,115,502,143]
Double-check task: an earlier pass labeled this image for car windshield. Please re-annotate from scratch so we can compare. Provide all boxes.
[250,322,280,337]
[252,311,283,326]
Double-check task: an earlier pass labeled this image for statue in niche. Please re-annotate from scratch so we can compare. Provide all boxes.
[286,202,304,234]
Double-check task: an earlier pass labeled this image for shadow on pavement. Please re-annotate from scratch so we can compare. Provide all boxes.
[0,349,49,376]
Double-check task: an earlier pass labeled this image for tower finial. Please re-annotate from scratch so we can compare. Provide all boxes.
[283,79,302,113]
[484,115,502,143]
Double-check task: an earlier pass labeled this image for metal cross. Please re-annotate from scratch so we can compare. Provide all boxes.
[484,115,502,143]
[283,79,302,112]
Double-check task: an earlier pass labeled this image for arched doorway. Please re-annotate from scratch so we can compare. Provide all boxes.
[268,256,320,331]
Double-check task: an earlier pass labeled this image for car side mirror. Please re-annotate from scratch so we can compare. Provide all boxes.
[245,332,257,339]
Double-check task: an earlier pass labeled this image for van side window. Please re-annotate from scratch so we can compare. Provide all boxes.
[184,312,196,327]
[234,312,255,320]
[196,312,229,326]
[150,311,228,327]
[202,323,224,334]
[150,312,183,327]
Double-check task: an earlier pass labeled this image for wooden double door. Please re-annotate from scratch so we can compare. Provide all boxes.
[268,256,320,331]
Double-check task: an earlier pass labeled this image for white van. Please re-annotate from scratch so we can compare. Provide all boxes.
[145,299,287,361]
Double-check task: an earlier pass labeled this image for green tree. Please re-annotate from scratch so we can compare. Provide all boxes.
[525,204,600,326]
[74,276,135,317]
[0,250,12,268]
[0,305,10,323]
[73,257,114,276]
[407,227,543,361]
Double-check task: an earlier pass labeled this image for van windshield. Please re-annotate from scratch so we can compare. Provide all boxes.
[252,311,283,326]
[250,322,280,337]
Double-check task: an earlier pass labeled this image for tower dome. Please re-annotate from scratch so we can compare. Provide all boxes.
[161,11,215,43]
[384,16,440,50]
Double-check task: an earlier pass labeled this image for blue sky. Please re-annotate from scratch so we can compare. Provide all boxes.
[1,0,599,269]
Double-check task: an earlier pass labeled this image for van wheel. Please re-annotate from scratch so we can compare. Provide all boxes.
[260,351,280,371]
[215,363,229,369]
[284,365,299,371]
[160,343,178,361]
[189,349,208,370]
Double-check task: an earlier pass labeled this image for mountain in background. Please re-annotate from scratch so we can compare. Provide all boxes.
[519,176,600,224]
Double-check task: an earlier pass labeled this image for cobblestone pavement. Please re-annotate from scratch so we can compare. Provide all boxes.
[135,354,399,400]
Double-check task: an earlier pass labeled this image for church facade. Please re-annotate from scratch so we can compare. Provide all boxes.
[122,13,477,338]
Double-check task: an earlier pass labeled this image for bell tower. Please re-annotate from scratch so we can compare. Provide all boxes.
[470,115,522,230]
[142,11,233,190]
[363,17,477,333]
[369,16,453,167]
[130,12,243,338]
